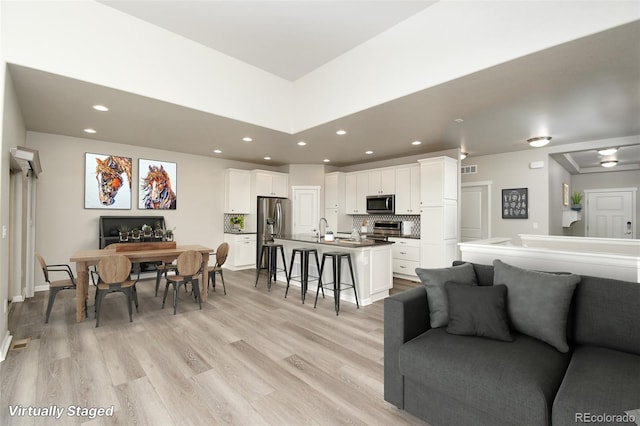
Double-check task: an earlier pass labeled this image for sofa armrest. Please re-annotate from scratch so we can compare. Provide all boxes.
[384,286,430,408]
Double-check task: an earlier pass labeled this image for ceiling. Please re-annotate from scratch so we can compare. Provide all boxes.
[7,4,640,169]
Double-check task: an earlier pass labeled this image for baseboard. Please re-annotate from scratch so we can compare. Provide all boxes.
[0,331,13,362]
[11,295,25,303]
[35,285,49,293]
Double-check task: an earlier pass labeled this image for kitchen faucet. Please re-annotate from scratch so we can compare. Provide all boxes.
[318,217,328,238]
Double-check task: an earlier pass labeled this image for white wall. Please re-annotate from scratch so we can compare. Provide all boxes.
[461,149,550,240]
[548,156,572,236]
[26,132,262,288]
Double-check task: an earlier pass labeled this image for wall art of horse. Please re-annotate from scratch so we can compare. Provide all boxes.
[140,162,177,210]
[84,153,132,209]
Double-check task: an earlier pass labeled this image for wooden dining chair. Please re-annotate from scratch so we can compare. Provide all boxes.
[37,253,84,324]
[208,242,229,295]
[95,254,138,327]
[162,250,203,315]
[155,260,177,297]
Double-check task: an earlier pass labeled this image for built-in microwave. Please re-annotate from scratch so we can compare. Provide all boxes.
[366,194,395,214]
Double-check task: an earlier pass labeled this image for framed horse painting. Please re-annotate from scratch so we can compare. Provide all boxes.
[84,153,132,209]
[138,159,177,209]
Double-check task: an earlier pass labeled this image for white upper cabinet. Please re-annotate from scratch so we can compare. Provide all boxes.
[325,172,344,209]
[224,169,251,213]
[368,168,396,195]
[253,170,289,197]
[345,172,368,214]
[419,156,458,206]
[395,165,420,215]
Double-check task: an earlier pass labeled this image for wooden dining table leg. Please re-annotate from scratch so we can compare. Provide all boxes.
[201,252,210,302]
[75,260,89,322]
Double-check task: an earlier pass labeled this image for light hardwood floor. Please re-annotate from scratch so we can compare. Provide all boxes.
[1,269,426,425]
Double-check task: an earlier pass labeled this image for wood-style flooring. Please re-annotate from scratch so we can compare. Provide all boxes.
[1,269,427,425]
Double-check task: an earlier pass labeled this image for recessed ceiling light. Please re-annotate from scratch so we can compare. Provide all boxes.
[412,140,422,146]
[336,130,347,136]
[93,104,109,112]
[527,136,552,148]
[323,159,330,163]
[454,118,464,123]
[460,152,468,160]
[600,160,618,168]
[213,149,222,154]
[84,128,97,134]
[263,156,271,160]
[243,137,253,142]
[365,151,373,155]
[597,148,618,156]
[297,141,307,146]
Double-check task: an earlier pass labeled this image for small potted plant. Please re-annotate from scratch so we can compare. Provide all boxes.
[230,216,244,231]
[154,221,164,239]
[131,228,141,240]
[571,191,583,211]
[142,224,153,237]
[164,227,175,242]
[119,225,130,242]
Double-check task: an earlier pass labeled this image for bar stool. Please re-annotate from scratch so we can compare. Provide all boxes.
[315,252,359,315]
[255,243,288,291]
[286,248,323,304]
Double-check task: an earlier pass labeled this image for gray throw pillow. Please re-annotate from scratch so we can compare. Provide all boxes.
[415,263,477,328]
[445,282,513,342]
[493,259,580,353]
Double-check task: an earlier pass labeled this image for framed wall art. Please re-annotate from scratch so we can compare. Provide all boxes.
[84,152,132,209]
[562,183,569,206]
[502,188,528,219]
[138,158,177,209]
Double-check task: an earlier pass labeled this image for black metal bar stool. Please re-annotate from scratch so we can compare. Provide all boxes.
[286,248,323,303]
[255,243,288,291]
[315,252,359,315]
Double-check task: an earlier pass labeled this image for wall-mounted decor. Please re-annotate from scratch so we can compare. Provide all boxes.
[138,159,177,209]
[562,183,569,206]
[502,188,528,219]
[84,153,132,209]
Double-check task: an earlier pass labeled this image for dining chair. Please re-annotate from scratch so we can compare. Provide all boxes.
[207,242,229,295]
[162,250,203,315]
[37,253,84,324]
[95,254,138,327]
[154,260,177,296]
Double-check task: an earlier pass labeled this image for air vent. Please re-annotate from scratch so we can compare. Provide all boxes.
[461,165,477,175]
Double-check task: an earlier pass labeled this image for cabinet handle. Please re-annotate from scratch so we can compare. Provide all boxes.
[400,266,406,269]
[400,252,407,255]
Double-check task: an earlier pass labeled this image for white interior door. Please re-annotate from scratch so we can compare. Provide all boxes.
[461,183,490,242]
[292,186,320,236]
[586,189,635,239]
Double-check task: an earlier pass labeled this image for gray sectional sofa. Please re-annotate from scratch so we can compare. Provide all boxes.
[384,261,640,426]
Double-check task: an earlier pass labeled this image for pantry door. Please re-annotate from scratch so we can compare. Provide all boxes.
[585,188,636,239]
[292,186,320,236]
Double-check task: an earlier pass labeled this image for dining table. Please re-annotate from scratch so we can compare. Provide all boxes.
[69,244,213,322]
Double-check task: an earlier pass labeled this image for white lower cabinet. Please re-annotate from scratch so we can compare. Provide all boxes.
[225,233,256,271]
[389,237,420,281]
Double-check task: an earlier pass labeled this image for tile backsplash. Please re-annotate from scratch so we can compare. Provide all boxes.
[223,213,247,233]
[350,214,421,238]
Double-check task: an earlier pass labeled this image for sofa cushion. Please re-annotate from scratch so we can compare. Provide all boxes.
[399,328,570,425]
[552,346,640,426]
[416,263,477,328]
[572,275,640,355]
[493,259,580,353]
[445,282,512,342]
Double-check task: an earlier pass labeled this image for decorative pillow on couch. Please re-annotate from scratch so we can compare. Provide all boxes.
[493,259,580,352]
[415,263,477,328]
[445,282,513,342]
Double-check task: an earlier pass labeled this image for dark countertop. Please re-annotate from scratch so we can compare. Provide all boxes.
[275,234,394,247]
[337,231,420,240]
[224,231,256,235]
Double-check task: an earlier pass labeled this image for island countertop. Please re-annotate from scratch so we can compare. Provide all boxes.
[276,234,394,247]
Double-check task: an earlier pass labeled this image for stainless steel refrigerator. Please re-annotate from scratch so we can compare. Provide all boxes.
[256,196,291,268]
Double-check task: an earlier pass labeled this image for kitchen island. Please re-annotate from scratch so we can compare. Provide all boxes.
[274,235,394,306]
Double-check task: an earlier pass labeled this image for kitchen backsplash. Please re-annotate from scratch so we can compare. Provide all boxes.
[350,214,421,238]
[223,213,247,233]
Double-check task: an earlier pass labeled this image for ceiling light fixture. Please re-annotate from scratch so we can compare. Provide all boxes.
[213,149,222,154]
[336,130,347,136]
[460,152,468,160]
[365,151,373,155]
[454,118,464,123]
[242,137,253,142]
[412,140,422,146]
[84,128,97,134]
[93,104,109,112]
[323,159,330,163]
[263,156,271,160]
[600,160,618,168]
[527,136,552,148]
[597,147,618,156]
[297,141,307,146]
